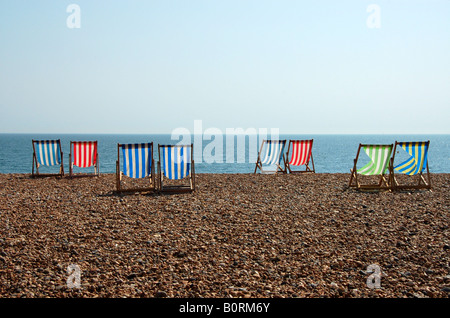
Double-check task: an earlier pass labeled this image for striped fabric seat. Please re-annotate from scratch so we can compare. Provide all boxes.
[69,141,99,177]
[32,139,64,177]
[348,143,393,190]
[391,140,431,190]
[160,145,192,180]
[120,143,153,179]
[261,140,286,165]
[289,140,313,166]
[72,141,97,168]
[254,140,287,174]
[285,139,315,173]
[394,141,429,176]
[116,142,155,193]
[357,145,393,176]
[158,144,195,192]
[34,140,62,166]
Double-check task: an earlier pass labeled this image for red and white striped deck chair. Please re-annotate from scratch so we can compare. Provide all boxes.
[285,140,315,173]
[69,141,99,177]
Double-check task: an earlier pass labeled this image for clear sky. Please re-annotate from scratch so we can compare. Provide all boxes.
[0,0,449,134]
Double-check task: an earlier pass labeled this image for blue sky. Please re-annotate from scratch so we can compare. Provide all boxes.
[0,0,449,134]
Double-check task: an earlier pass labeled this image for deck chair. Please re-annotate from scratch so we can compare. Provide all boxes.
[32,139,64,177]
[390,141,431,190]
[69,141,99,177]
[348,143,393,190]
[116,143,155,193]
[285,139,315,173]
[254,140,287,174]
[158,144,195,193]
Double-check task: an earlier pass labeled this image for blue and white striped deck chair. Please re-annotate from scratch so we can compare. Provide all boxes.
[157,144,195,192]
[116,143,155,193]
[32,139,64,177]
[254,140,287,174]
[391,141,431,190]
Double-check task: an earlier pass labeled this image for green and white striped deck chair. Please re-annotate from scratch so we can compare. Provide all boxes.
[349,143,393,190]
[390,141,431,190]
[32,139,64,177]
[254,140,287,174]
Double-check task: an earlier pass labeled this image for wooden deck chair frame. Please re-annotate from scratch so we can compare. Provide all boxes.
[157,144,195,193]
[390,140,431,191]
[254,139,287,174]
[285,139,315,173]
[115,143,156,194]
[31,139,64,178]
[69,141,100,178]
[348,143,393,191]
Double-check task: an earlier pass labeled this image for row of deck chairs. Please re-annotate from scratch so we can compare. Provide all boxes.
[116,143,195,193]
[32,140,99,178]
[31,140,195,193]
[254,139,315,174]
[348,141,431,191]
[31,139,431,193]
[254,139,432,191]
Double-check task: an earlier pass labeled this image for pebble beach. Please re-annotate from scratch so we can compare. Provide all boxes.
[0,173,449,298]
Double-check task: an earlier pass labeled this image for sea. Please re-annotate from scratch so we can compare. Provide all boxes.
[0,134,449,174]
